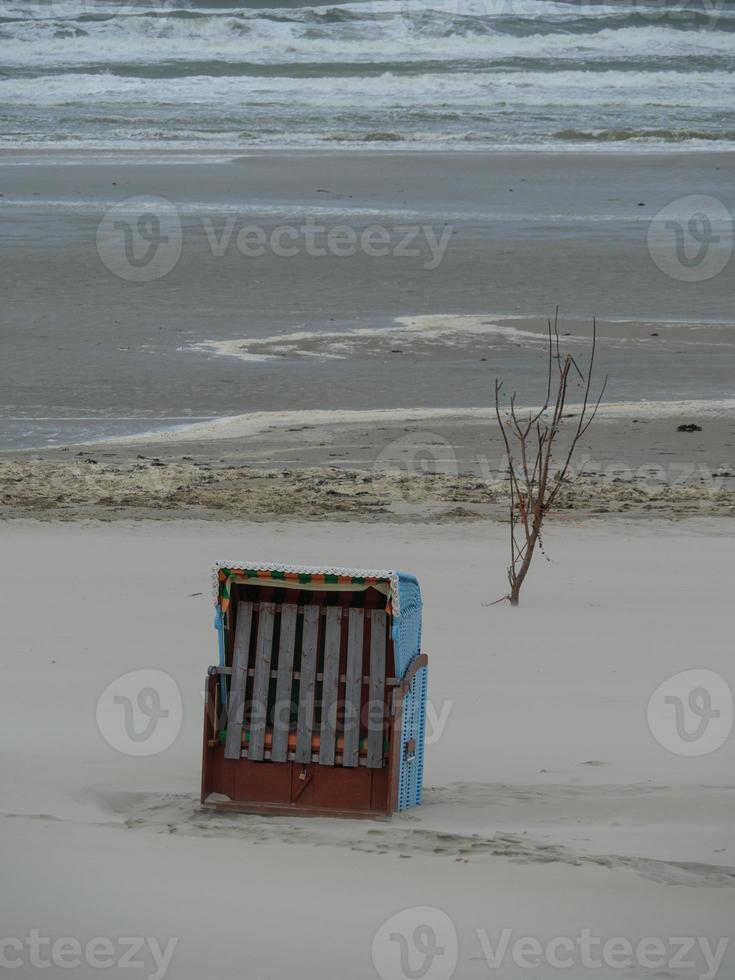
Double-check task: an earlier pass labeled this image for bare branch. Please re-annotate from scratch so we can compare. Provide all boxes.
[493,313,605,605]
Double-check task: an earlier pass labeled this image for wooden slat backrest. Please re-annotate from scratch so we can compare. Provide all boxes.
[225,597,390,769]
[247,602,275,761]
[294,604,320,763]
[366,609,387,768]
[342,608,364,768]
[271,603,298,763]
[318,607,342,765]
[224,601,254,760]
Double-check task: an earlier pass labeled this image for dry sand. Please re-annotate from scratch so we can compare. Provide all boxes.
[1,518,734,979]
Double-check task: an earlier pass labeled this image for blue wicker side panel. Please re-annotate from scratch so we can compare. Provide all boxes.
[397,662,428,810]
[394,573,426,811]
[414,663,428,805]
[394,573,422,675]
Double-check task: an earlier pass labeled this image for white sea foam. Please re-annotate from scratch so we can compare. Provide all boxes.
[84,398,735,448]
[2,0,732,149]
[190,314,730,365]
[2,70,731,110]
[188,316,554,362]
[2,25,732,69]
[0,196,674,223]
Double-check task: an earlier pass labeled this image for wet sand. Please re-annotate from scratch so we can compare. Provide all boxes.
[1,149,733,518]
[1,150,734,445]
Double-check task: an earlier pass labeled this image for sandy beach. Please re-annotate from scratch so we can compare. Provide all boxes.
[2,6,735,968]
[2,148,734,531]
[2,518,734,979]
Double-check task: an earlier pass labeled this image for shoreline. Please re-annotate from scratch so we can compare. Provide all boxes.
[3,148,733,518]
[42,398,735,448]
[4,395,734,448]
[3,146,735,163]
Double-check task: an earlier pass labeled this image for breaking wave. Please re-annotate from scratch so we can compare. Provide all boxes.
[1,0,733,148]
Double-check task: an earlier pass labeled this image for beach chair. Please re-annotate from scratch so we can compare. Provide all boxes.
[201,562,427,818]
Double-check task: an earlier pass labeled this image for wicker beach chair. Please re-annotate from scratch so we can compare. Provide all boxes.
[201,562,428,818]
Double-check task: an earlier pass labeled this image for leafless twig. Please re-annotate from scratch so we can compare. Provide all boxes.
[494,313,607,606]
